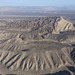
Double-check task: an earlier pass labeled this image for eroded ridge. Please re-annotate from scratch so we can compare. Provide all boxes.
[0,44,74,72]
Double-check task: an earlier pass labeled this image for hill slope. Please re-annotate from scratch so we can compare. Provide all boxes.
[0,16,75,75]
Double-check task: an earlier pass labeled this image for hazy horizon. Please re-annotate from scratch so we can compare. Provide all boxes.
[0,0,75,7]
[0,0,75,15]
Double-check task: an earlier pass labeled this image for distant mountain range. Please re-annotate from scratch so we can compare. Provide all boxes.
[0,6,54,12]
[0,6,75,12]
[0,6,75,15]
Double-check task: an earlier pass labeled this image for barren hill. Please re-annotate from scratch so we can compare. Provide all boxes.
[0,16,75,75]
[1,16,74,32]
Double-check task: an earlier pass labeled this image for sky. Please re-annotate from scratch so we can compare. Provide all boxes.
[0,0,75,7]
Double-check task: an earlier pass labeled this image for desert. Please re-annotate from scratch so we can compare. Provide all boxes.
[0,14,75,75]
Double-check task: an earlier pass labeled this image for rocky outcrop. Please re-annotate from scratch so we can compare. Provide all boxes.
[53,16,74,34]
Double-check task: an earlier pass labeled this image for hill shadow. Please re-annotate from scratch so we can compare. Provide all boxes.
[44,70,71,75]
[73,24,75,27]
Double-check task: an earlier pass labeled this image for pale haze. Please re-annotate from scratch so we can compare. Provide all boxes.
[0,0,75,7]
